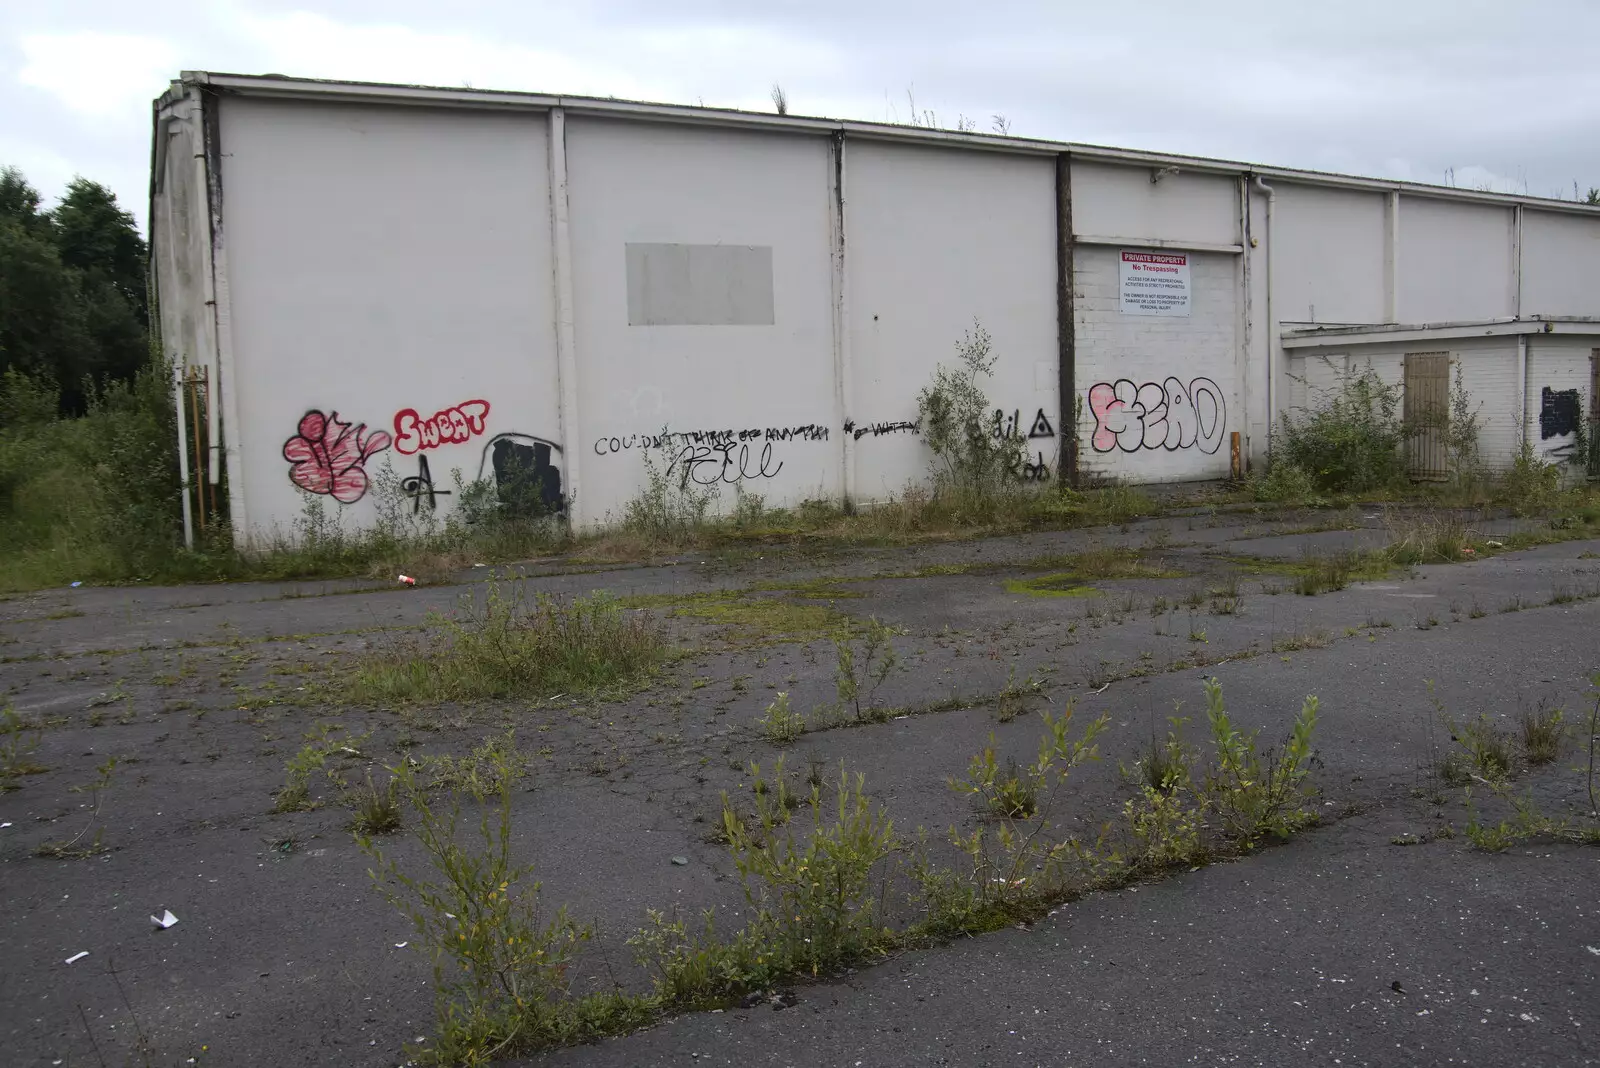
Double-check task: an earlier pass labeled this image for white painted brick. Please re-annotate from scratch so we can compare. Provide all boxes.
[1074,246,1239,483]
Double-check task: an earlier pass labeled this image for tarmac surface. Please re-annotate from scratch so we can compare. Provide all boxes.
[2,503,1597,1067]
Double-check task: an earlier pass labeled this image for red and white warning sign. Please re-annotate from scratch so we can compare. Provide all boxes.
[1119,250,1191,317]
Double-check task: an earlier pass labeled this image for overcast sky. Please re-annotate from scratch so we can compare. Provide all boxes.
[6,0,1600,229]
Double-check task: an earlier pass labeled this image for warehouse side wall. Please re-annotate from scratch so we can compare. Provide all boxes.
[217,97,562,540]
[177,83,1600,544]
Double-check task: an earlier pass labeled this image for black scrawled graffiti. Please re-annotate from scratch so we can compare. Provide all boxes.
[1020,451,1051,482]
[669,440,784,485]
[992,408,1058,441]
[844,418,920,441]
[400,454,452,515]
[1540,387,1582,440]
[594,424,829,456]
[477,433,565,517]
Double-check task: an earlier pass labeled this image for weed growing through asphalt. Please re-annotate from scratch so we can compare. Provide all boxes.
[350,579,668,704]
[758,692,804,745]
[1518,704,1567,766]
[0,703,47,789]
[349,770,403,835]
[274,724,370,812]
[360,755,651,1064]
[956,738,1041,818]
[410,730,527,795]
[1123,712,1195,797]
[1435,708,1515,787]
[34,757,118,858]
[829,617,898,724]
[1199,679,1321,843]
[721,762,901,978]
[1294,549,1360,595]
[938,703,1112,922]
[995,665,1043,722]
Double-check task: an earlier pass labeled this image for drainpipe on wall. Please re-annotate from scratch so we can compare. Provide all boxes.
[1517,333,1529,450]
[1253,175,1277,461]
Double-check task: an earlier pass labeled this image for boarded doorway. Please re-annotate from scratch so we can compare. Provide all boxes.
[1403,351,1450,481]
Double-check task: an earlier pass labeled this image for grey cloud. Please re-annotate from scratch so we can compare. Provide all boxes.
[6,0,1600,225]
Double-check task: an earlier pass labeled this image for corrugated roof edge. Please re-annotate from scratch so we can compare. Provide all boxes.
[176,70,1600,216]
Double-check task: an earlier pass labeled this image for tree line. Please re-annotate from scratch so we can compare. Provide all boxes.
[0,166,149,416]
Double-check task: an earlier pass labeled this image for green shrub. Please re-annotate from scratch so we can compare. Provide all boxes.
[360,759,649,1063]
[721,763,901,978]
[1249,461,1321,504]
[1280,364,1407,493]
[916,321,1028,504]
[1199,678,1320,842]
[1498,442,1562,515]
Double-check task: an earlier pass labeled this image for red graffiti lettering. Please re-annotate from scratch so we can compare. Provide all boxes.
[393,399,492,455]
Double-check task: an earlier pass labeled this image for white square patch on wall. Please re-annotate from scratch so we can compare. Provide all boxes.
[625,243,775,326]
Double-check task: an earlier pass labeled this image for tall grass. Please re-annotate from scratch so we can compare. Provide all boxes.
[349,581,669,704]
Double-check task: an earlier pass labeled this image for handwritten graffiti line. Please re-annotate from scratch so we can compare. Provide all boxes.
[667,441,784,486]
[844,418,921,441]
[594,424,830,456]
[1088,377,1226,455]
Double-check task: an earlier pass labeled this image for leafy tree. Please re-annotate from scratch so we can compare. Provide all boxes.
[53,178,148,324]
[0,167,49,234]
[0,167,149,413]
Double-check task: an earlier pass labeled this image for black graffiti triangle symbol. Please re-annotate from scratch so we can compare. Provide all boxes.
[1027,408,1056,439]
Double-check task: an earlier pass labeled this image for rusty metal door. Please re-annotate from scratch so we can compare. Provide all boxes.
[1404,352,1450,480]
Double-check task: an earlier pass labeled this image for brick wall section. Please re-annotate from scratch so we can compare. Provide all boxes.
[1074,247,1239,483]
[1525,337,1594,466]
[1289,337,1525,470]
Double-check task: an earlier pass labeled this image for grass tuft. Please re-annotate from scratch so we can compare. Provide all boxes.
[351,580,668,704]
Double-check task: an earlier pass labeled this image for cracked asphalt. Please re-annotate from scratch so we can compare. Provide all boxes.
[2,502,1598,1067]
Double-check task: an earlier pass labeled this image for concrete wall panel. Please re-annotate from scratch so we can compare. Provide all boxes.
[1274,184,1387,326]
[1522,210,1600,317]
[1398,197,1515,323]
[844,141,1059,497]
[219,98,560,544]
[1071,160,1239,248]
[566,118,838,526]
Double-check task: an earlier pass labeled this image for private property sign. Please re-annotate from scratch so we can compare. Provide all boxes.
[1119,250,1191,316]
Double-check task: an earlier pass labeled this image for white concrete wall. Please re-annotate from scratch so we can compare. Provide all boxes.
[218,98,561,544]
[1074,246,1239,483]
[566,118,839,526]
[1071,161,1239,247]
[1525,336,1595,465]
[151,99,212,381]
[1397,197,1516,323]
[186,89,1600,538]
[1274,183,1388,326]
[845,141,1058,498]
[1522,210,1600,317]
